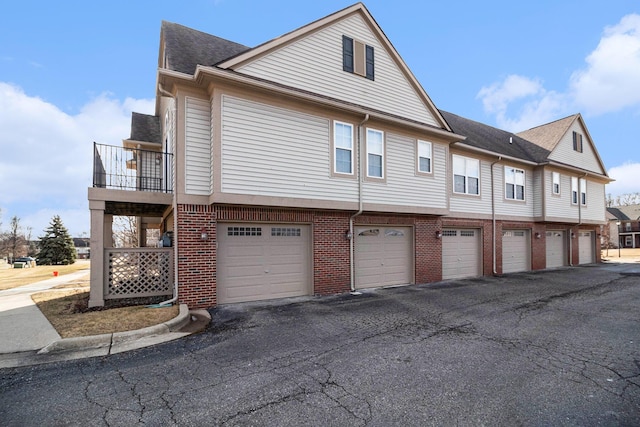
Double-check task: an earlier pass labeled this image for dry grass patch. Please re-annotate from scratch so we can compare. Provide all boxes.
[32,290,179,339]
[0,261,90,290]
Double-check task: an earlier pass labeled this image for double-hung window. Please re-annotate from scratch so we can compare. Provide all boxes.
[453,155,479,195]
[333,121,353,175]
[552,172,560,195]
[505,167,525,201]
[366,129,384,179]
[342,35,374,80]
[571,177,579,205]
[580,178,587,205]
[417,140,432,174]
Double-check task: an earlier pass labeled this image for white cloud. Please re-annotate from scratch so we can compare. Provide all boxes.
[0,82,154,236]
[477,13,640,130]
[570,14,640,115]
[606,162,640,197]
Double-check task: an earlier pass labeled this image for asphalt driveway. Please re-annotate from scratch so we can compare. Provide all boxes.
[1,264,639,426]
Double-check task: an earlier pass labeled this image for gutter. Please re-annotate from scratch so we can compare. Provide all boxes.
[349,114,370,292]
[491,156,502,274]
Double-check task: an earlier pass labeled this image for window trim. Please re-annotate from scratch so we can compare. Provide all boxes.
[365,128,385,181]
[504,166,526,202]
[552,171,561,196]
[571,177,579,205]
[579,177,587,206]
[416,140,433,176]
[331,120,355,178]
[452,154,480,196]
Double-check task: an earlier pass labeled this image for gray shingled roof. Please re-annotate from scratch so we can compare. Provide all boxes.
[130,112,161,144]
[607,205,640,221]
[440,110,551,163]
[162,21,250,75]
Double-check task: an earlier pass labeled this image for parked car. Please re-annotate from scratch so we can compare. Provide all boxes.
[13,257,36,267]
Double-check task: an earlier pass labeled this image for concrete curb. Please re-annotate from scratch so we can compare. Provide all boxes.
[38,304,190,355]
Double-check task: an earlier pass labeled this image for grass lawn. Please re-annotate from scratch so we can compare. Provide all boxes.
[0,260,90,290]
[1,259,180,338]
[32,290,179,338]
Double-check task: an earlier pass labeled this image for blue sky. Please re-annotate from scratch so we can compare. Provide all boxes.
[1,0,639,236]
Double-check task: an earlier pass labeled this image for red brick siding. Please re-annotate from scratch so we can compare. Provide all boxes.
[313,212,351,295]
[176,204,217,308]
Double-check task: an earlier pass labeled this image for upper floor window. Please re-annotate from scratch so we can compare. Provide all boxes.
[625,222,632,231]
[417,140,432,174]
[366,128,384,178]
[571,177,579,205]
[552,172,560,195]
[342,35,374,80]
[505,167,525,201]
[333,121,354,175]
[572,131,583,153]
[580,178,587,205]
[453,155,479,195]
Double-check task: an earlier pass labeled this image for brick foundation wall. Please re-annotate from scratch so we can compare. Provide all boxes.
[175,203,602,309]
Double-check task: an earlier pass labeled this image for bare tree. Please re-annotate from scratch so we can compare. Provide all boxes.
[8,216,27,262]
[113,216,139,248]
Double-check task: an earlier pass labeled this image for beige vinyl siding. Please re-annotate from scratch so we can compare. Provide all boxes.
[580,180,606,222]
[221,95,358,201]
[494,165,535,218]
[236,14,439,127]
[545,171,575,219]
[548,121,604,174]
[449,157,493,216]
[363,133,447,209]
[185,97,211,195]
[533,169,543,217]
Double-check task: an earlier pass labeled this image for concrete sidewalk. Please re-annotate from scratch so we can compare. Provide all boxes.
[0,270,208,369]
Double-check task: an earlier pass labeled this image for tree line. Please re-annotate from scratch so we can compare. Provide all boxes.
[0,209,76,265]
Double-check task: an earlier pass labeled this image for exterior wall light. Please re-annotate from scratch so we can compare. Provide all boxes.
[346,231,353,240]
[200,227,208,241]
[436,230,442,239]
[571,232,576,239]
[535,232,541,239]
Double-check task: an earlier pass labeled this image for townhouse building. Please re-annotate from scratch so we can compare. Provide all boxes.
[88,3,611,308]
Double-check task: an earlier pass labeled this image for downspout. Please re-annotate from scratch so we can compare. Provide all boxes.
[158,84,179,306]
[491,156,502,274]
[349,113,370,292]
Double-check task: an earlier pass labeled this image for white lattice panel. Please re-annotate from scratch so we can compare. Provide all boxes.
[106,249,173,299]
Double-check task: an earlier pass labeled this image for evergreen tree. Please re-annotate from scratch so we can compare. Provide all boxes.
[37,215,76,265]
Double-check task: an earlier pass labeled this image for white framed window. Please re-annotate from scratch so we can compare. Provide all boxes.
[417,140,432,174]
[580,178,587,206]
[505,166,525,201]
[366,128,384,179]
[625,236,632,246]
[571,177,579,205]
[333,121,354,175]
[552,172,560,195]
[453,155,479,195]
[625,222,631,231]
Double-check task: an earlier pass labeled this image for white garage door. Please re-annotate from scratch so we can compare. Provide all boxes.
[578,231,594,264]
[217,223,311,304]
[442,229,481,280]
[502,230,531,274]
[355,226,412,289]
[546,230,566,268]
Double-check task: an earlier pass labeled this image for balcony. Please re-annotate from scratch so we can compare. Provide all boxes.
[93,142,173,193]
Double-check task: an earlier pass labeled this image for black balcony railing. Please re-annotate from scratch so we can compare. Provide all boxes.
[93,142,173,193]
